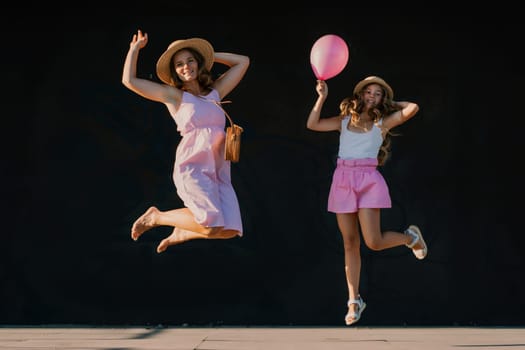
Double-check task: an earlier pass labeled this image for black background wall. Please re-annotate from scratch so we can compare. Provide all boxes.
[2,8,524,326]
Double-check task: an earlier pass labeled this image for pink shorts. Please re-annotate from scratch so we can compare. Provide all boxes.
[328,158,391,213]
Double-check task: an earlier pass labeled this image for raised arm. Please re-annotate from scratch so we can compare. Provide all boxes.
[306,80,341,132]
[212,52,250,99]
[122,30,180,104]
[382,100,419,130]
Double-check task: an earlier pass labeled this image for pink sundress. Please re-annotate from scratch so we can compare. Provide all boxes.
[164,89,243,235]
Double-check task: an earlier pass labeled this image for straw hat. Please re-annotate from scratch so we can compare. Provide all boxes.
[156,38,214,85]
[353,76,394,100]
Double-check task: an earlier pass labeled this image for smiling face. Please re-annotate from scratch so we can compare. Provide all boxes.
[172,49,200,82]
[361,83,385,108]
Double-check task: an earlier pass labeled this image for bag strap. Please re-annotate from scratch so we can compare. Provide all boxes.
[212,100,235,128]
[197,95,235,128]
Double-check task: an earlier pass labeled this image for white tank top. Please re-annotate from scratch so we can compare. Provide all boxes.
[338,116,384,159]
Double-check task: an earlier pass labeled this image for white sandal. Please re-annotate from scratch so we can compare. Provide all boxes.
[405,225,428,260]
[345,296,366,326]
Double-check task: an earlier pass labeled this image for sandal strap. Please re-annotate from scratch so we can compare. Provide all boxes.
[347,297,364,307]
[405,227,420,248]
[345,297,367,325]
[406,235,419,248]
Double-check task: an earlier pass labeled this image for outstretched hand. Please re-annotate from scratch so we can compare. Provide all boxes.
[316,79,328,98]
[130,29,148,50]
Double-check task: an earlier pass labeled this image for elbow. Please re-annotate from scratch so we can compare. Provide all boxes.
[306,122,316,130]
[241,55,250,69]
[406,102,419,119]
[122,77,136,91]
[412,103,420,117]
[225,54,250,68]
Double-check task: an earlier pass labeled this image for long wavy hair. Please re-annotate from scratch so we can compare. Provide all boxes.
[168,47,214,90]
[339,84,401,166]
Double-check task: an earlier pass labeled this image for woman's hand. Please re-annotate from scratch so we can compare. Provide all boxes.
[316,79,328,98]
[130,29,148,50]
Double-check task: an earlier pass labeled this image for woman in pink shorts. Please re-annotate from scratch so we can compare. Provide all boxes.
[122,30,249,253]
[307,76,428,326]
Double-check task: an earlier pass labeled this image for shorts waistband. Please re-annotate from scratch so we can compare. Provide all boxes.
[336,158,378,169]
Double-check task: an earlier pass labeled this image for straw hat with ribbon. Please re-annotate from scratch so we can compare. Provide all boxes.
[353,76,394,100]
[156,38,214,85]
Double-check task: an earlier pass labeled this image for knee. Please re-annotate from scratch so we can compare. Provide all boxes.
[343,235,360,252]
[363,237,382,251]
[211,228,240,239]
[218,229,239,239]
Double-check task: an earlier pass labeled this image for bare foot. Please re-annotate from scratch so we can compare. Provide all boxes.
[131,206,160,241]
[156,228,189,253]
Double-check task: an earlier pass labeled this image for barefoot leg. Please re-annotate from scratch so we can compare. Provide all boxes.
[156,227,209,253]
[131,206,161,241]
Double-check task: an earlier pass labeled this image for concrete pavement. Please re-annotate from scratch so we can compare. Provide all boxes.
[1,325,524,349]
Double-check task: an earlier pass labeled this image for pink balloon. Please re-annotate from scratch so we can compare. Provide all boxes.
[310,34,349,80]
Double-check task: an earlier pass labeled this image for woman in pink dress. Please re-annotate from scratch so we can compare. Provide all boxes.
[122,29,249,253]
